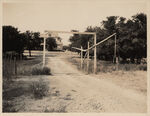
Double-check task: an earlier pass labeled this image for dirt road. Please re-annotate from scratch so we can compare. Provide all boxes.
[42,51,146,113]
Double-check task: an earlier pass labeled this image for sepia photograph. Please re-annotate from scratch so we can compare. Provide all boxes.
[1,0,148,114]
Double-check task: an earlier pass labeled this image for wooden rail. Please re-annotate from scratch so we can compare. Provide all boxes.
[45,30,95,35]
[85,33,116,51]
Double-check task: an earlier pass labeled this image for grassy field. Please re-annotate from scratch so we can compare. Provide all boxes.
[2,51,51,112]
[3,55,42,79]
[67,55,147,74]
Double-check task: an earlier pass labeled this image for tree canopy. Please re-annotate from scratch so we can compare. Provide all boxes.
[3,26,43,57]
[69,13,147,63]
[46,37,57,51]
[3,26,25,54]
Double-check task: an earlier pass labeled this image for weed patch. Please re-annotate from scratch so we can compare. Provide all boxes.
[138,64,147,71]
[32,67,51,75]
[3,101,18,112]
[30,79,50,99]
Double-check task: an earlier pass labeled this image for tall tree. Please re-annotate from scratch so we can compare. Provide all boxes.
[24,31,33,57]
[32,32,43,50]
[3,26,25,55]
[46,37,57,51]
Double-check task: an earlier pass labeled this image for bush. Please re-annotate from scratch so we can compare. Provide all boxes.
[42,67,51,74]
[3,101,18,112]
[123,64,132,71]
[138,64,147,71]
[32,67,51,75]
[30,79,49,99]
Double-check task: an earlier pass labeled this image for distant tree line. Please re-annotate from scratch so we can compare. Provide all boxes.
[69,13,147,63]
[3,26,59,58]
[3,26,44,57]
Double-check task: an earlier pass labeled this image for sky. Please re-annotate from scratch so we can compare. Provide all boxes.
[3,0,147,45]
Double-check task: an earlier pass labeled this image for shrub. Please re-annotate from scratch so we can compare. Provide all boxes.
[124,64,132,71]
[3,101,18,112]
[32,67,51,75]
[30,79,49,99]
[138,64,147,71]
[42,67,51,75]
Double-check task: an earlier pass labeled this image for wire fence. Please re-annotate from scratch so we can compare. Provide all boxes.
[3,52,43,80]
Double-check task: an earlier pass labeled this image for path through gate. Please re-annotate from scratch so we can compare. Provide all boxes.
[40,30,97,73]
[40,31,117,74]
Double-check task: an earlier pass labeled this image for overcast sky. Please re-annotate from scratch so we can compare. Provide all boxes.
[3,0,147,45]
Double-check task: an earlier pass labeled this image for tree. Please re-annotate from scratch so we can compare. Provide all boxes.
[32,32,43,50]
[3,26,25,55]
[117,13,147,63]
[23,31,43,56]
[131,13,147,61]
[46,37,57,51]
[69,13,147,63]
[24,31,33,57]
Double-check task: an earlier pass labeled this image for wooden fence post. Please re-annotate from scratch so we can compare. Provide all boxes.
[116,57,119,70]
[14,57,17,75]
[87,41,89,73]
[20,54,22,60]
[43,37,46,67]
[114,34,117,63]
[94,34,97,74]
[81,46,83,69]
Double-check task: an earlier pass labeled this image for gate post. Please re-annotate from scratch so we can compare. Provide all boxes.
[43,37,46,67]
[87,41,89,73]
[114,34,117,63]
[81,46,83,69]
[94,34,97,74]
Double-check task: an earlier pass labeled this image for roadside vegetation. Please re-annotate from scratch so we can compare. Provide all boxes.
[3,51,51,112]
[32,67,51,75]
[30,78,50,99]
[68,55,147,74]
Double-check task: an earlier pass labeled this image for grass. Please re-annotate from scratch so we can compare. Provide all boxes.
[16,55,43,75]
[30,78,50,99]
[3,51,51,112]
[3,58,15,80]
[32,67,51,75]
[3,53,51,79]
[68,56,147,74]
[3,101,18,112]
[3,76,50,112]
[3,55,43,81]
[3,79,31,112]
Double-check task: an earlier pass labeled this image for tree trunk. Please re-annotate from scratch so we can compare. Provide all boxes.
[29,49,31,57]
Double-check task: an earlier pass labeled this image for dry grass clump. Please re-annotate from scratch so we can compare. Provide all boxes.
[32,67,51,75]
[138,64,147,71]
[30,79,49,99]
